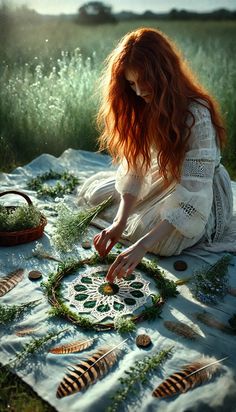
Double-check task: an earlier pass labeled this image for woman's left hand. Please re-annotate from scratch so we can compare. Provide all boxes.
[106,241,147,283]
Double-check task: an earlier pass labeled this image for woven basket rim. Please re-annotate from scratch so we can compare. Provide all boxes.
[0,214,47,236]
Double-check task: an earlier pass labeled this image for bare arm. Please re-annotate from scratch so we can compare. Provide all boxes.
[138,219,175,251]
[113,192,137,226]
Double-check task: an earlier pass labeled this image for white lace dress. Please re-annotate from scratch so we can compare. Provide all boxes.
[78,101,236,256]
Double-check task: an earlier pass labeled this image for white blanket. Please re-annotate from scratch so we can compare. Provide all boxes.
[0,149,236,412]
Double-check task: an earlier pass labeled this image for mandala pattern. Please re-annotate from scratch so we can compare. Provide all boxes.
[67,265,151,321]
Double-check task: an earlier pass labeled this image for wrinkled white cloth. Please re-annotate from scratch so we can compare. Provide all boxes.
[78,101,236,255]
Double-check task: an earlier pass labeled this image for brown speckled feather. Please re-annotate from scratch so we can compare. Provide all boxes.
[0,269,24,297]
[164,320,201,340]
[57,346,119,398]
[49,338,94,354]
[152,356,228,398]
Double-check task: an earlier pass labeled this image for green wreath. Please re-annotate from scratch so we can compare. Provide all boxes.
[42,253,179,333]
[27,170,79,198]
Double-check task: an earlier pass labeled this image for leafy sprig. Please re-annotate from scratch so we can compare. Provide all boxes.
[0,299,41,325]
[106,346,173,412]
[114,317,136,333]
[9,328,69,368]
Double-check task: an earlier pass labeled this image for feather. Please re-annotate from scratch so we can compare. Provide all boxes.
[15,326,41,337]
[56,339,127,398]
[49,338,94,354]
[228,287,236,297]
[164,320,201,340]
[0,269,24,297]
[152,356,228,398]
[194,311,236,335]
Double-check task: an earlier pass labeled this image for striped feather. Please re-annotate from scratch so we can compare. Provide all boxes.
[15,326,41,337]
[57,340,127,398]
[194,311,236,335]
[164,320,201,340]
[49,338,94,354]
[0,269,24,297]
[152,356,228,398]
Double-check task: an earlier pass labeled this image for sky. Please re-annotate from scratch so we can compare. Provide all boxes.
[10,0,236,15]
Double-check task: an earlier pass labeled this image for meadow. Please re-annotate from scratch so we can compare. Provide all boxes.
[0,18,236,178]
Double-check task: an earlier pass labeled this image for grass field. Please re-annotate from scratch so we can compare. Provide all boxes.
[1,18,236,178]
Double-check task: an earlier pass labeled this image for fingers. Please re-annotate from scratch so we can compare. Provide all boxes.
[93,230,116,257]
[106,258,126,283]
[106,255,136,283]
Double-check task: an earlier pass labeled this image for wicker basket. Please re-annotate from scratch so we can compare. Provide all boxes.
[0,190,47,247]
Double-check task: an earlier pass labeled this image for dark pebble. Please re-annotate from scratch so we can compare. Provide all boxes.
[136,334,152,348]
[173,260,188,271]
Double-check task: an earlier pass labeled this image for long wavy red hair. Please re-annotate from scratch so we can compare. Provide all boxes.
[97,28,226,181]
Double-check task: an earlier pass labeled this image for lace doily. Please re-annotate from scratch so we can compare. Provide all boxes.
[67,265,151,321]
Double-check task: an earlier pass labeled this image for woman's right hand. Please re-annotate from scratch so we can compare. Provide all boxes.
[93,221,126,257]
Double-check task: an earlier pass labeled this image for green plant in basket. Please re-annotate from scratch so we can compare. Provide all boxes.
[0,204,41,232]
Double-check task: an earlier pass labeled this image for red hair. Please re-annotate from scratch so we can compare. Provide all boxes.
[97,28,226,181]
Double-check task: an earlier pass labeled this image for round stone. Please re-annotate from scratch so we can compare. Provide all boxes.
[28,270,42,280]
[136,334,152,348]
[81,240,92,249]
[173,260,188,271]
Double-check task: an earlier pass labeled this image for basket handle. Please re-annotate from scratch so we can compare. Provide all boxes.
[0,190,33,205]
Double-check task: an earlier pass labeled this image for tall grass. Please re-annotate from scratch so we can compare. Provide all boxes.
[0,19,236,177]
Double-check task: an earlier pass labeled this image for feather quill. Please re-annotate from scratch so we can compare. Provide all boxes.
[49,338,94,354]
[0,269,24,297]
[152,356,228,398]
[56,339,127,398]
[194,311,236,335]
[164,320,201,340]
[15,326,41,337]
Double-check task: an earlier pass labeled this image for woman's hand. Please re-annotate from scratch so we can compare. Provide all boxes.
[106,241,147,283]
[93,221,126,257]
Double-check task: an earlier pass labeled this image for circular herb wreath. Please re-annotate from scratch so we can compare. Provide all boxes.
[27,170,79,198]
[42,253,179,333]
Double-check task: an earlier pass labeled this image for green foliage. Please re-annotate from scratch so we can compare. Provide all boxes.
[192,254,232,304]
[9,328,69,368]
[0,204,41,231]
[140,295,162,321]
[0,299,41,325]
[114,316,136,333]
[139,259,178,299]
[53,196,113,251]
[106,346,173,412]
[27,169,79,198]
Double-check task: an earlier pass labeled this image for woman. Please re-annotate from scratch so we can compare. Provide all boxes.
[78,28,235,282]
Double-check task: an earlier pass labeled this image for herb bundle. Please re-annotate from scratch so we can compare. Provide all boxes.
[0,204,41,231]
[192,255,232,304]
[53,196,113,252]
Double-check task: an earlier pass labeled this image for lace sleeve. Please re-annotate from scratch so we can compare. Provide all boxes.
[115,157,152,201]
[160,102,220,238]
